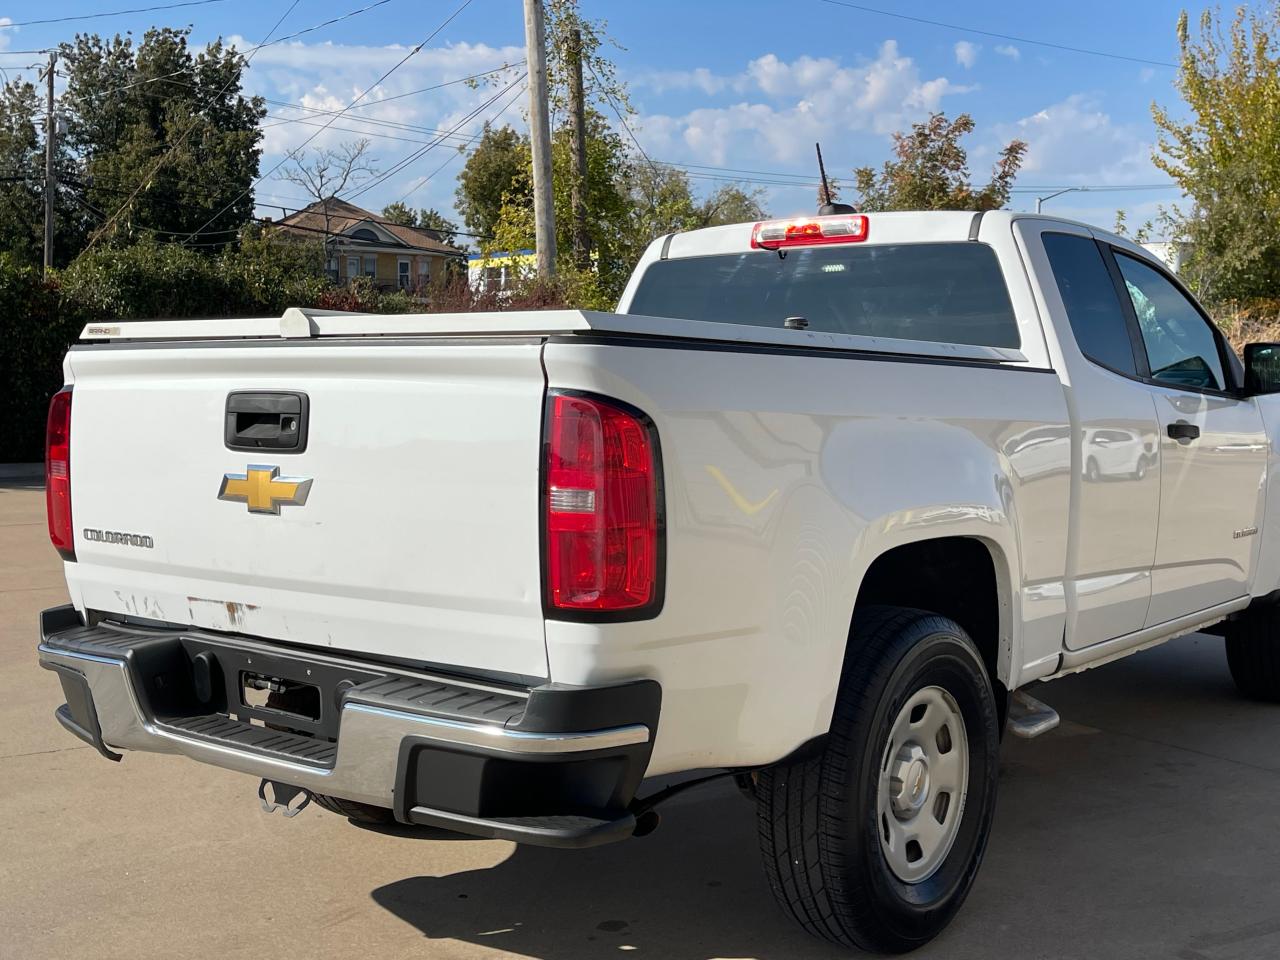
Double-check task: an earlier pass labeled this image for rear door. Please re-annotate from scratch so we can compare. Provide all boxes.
[1022,224,1161,648]
[1105,249,1268,625]
[64,339,551,679]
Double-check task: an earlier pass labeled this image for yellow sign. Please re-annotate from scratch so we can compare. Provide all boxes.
[218,465,312,515]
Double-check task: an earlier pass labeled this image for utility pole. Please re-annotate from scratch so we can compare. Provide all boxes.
[523,0,556,278]
[566,27,590,270]
[43,50,57,277]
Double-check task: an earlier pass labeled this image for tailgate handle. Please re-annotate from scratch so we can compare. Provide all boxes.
[225,392,309,452]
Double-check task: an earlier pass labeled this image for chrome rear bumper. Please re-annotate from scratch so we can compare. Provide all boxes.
[37,606,659,846]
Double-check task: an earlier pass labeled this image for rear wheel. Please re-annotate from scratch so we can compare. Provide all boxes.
[755,606,1000,953]
[1224,605,1280,701]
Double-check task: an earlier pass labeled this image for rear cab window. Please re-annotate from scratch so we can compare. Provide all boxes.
[626,243,1020,349]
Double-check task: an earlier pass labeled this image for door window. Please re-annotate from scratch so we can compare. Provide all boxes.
[1115,253,1226,391]
[1042,233,1137,376]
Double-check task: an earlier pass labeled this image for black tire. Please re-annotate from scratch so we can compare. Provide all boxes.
[311,793,397,826]
[1225,606,1280,701]
[755,606,1000,953]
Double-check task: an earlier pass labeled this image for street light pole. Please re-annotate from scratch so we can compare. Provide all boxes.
[1035,187,1086,214]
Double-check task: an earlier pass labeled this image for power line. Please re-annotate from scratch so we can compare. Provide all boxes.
[245,0,398,53]
[583,58,660,179]
[182,0,475,244]
[817,0,1178,69]
[342,70,525,203]
[0,0,228,29]
[120,63,523,145]
[256,62,523,122]
[391,77,527,205]
[81,0,304,254]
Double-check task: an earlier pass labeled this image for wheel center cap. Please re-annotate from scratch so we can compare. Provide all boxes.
[908,760,927,802]
[890,745,931,817]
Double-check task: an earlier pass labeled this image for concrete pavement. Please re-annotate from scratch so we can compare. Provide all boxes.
[4,477,1280,959]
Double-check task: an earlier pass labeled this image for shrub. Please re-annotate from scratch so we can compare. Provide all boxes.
[0,255,78,462]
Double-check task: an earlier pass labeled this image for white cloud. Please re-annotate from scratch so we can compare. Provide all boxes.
[994,44,1021,60]
[996,93,1157,186]
[0,19,14,53]
[634,67,734,96]
[954,41,979,69]
[633,43,971,167]
[224,37,527,214]
[228,35,976,220]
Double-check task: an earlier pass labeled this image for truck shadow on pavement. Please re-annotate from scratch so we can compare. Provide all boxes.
[371,636,1280,960]
[372,780,854,960]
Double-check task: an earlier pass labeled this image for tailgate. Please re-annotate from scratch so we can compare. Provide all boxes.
[63,340,550,679]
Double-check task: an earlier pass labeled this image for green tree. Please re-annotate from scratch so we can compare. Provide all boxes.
[379,201,417,226]
[696,183,767,227]
[59,27,267,251]
[627,163,701,241]
[854,112,1026,212]
[455,125,527,241]
[627,165,768,244]
[0,82,45,262]
[380,202,459,245]
[417,208,459,246]
[0,78,90,266]
[488,112,635,307]
[1151,6,1280,302]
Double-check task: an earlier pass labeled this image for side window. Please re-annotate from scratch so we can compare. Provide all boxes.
[1042,233,1138,376]
[1114,253,1226,392]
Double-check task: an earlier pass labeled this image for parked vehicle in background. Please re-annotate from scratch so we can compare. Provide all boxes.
[35,210,1280,953]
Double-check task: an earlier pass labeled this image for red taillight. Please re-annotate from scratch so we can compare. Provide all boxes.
[544,392,661,616]
[750,213,869,249]
[46,386,75,561]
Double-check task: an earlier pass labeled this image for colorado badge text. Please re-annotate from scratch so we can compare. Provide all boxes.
[217,465,313,515]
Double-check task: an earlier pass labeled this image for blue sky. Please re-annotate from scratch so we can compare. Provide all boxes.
[1,0,1216,236]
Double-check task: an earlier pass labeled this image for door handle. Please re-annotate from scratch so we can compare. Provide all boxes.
[225,391,309,452]
[1167,420,1200,442]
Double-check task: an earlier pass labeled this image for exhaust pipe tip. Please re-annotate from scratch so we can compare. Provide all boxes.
[633,809,661,838]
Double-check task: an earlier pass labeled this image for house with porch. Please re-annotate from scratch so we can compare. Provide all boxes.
[268,198,466,294]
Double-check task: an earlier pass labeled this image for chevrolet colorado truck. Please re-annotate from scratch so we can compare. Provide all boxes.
[36,210,1280,953]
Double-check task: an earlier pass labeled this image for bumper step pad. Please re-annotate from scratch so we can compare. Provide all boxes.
[164,714,338,766]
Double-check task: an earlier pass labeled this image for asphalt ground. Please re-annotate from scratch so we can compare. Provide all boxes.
[4,477,1280,960]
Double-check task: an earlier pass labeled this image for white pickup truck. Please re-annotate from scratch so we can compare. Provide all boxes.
[36,210,1280,953]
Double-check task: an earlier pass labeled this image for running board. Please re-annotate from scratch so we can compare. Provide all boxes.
[1007,689,1059,739]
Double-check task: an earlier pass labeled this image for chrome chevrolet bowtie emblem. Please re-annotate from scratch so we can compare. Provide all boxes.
[217,465,312,515]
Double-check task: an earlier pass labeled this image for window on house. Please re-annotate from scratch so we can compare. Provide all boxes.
[362,255,376,278]
[398,259,411,289]
[326,257,339,282]
[345,256,359,282]
[418,258,431,286]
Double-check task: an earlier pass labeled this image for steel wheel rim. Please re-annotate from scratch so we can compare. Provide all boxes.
[876,684,969,884]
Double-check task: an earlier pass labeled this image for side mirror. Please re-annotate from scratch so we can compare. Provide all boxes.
[1244,343,1280,394]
